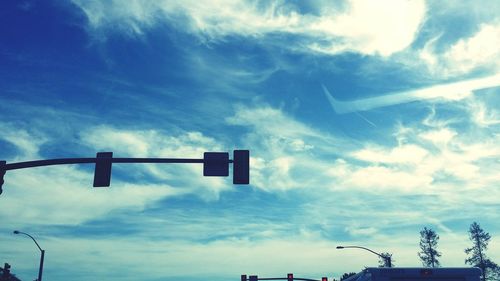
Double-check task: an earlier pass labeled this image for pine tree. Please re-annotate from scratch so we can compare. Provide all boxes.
[465,222,499,281]
[418,227,442,267]
[339,272,356,281]
[378,252,393,267]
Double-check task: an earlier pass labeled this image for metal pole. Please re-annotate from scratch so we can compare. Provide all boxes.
[337,245,392,267]
[13,231,45,280]
[38,249,45,281]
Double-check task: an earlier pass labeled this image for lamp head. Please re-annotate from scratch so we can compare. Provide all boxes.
[13,230,20,234]
[336,246,344,249]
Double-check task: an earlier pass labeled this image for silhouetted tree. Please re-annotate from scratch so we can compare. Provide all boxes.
[339,272,356,281]
[465,222,499,281]
[378,252,394,267]
[418,227,441,267]
[0,262,21,281]
[490,267,500,281]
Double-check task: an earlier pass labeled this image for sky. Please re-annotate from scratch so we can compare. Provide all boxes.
[0,0,499,280]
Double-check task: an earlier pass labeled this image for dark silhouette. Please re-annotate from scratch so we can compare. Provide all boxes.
[465,222,499,281]
[0,161,5,195]
[339,272,356,281]
[13,231,45,281]
[418,227,441,267]
[0,150,249,195]
[241,273,326,281]
[0,263,21,281]
[339,268,481,281]
[378,252,394,268]
[336,245,392,267]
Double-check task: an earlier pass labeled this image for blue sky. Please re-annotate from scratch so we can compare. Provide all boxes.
[1,1,499,280]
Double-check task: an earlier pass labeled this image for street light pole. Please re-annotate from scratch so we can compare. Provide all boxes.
[13,230,45,281]
[336,245,392,267]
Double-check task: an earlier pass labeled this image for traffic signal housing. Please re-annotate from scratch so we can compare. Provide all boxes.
[93,152,113,187]
[233,150,249,184]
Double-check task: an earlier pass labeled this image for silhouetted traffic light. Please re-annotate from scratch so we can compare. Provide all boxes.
[233,150,249,184]
[287,273,294,281]
[249,275,258,281]
[241,275,247,281]
[0,150,249,197]
[93,152,113,187]
[322,277,328,281]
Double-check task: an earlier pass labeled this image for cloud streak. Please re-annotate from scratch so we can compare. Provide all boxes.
[322,73,500,113]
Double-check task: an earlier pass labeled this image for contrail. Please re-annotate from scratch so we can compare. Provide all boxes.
[322,73,500,114]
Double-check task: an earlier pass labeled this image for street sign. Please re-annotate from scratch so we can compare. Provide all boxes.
[203,152,229,176]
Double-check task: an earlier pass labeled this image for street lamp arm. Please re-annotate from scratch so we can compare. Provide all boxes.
[13,231,43,252]
[340,245,384,259]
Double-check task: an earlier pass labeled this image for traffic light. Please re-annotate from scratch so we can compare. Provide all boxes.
[287,273,294,281]
[233,150,249,184]
[249,275,258,281]
[241,275,247,281]
[93,152,113,187]
[322,277,328,281]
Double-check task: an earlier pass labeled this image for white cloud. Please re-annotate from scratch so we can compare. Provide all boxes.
[308,0,426,56]
[419,23,500,76]
[344,164,433,191]
[352,144,428,164]
[226,104,500,198]
[72,0,426,56]
[2,166,179,226]
[444,24,500,74]
[325,115,499,193]
[250,156,298,191]
[226,105,348,191]
[0,122,46,159]
[82,126,223,158]
[466,99,500,127]
[418,128,457,147]
[345,225,378,236]
[226,105,332,157]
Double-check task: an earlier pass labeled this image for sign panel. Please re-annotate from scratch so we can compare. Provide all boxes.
[203,152,229,177]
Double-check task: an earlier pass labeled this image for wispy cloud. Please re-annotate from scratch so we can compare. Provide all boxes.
[322,73,500,113]
[72,0,426,57]
[420,23,500,76]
